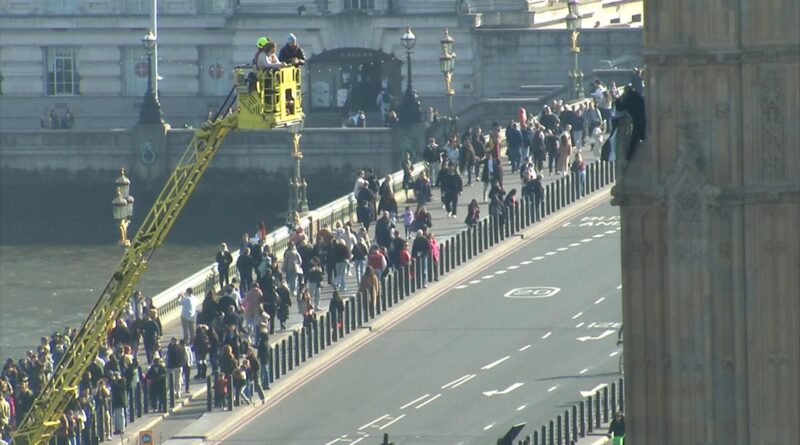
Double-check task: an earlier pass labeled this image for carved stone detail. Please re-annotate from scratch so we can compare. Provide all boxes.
[759,68,786,181]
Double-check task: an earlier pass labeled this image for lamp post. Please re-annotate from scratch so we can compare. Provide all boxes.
[112,169,134,247]
[566,0,584,99]
[397,26,422,125]
[439,28,457,136]
[286,120,308,228]
[138,28,164,125]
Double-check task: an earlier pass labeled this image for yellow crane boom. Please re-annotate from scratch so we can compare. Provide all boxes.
[13,66,303,445]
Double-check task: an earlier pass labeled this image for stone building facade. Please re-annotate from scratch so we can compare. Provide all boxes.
[615,0,800,443]
[0,0,642,130]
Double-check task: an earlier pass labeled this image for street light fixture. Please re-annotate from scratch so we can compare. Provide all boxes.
[138,28,165,125]
[398,26,422,125]
[286,120,308,228]
[439,28,457,136]
[112,168,134,247]
[566,0,584,99]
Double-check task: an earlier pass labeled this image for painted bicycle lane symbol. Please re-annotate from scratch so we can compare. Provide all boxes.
[504,287,561,299]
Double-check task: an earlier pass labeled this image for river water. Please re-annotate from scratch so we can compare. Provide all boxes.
[0,244,216,359]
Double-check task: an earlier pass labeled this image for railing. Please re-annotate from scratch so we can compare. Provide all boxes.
[152,162,425,321]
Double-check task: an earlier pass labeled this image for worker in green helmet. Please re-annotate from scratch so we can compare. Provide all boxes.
[253,36,270,66]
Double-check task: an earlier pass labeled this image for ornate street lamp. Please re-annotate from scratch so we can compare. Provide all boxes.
[439,28,457,136]
[286,120,308,228]
[397,26,422,125]
[566,0,585,99]
[112,169,134,247]
[138,28,164,125]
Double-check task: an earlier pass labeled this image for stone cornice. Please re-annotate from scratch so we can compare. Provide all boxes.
[612,184,800,207]
[642,46,800,66]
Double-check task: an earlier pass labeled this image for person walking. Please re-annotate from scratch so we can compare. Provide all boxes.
[558,133,572,175]
[439,162,464,218]
[606,411,625,444]
[179,288,198,345]
[277,280,292,331]
[411,230,431,288]
[215,243,233,287]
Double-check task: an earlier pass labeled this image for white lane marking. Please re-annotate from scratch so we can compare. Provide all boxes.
[575,322,585,328]
[577,330,616,342]
[595,297,606,304]
[517,405,527,411]
[469,280,481,284]
[533,256,545,260]
[587,322,597,328]
[542,331,552,339]
[518,344,532,351]
[482,275,495,279]
[442,375,471,389]
[572,312,583,319]
[569,242,581,247]
[482,356,511,370]
[593,234,605,238]
[379,414,406,430]
[359,415,390,430]
[507,265,520,270]
[605,230,617,234]
[483,423,495,431]
[616,285,622,289]
[451,375,476,389]
[351,437,368,445]
[483,382,524,397]
[580,368,589,374]
[545,251,557,256]
[496,270,508,275]
[581,238,593,242]
[548,386,558,392]
[580,383,609,398]
[415,393,442,409]
[455,285,468,289]
[609,351,620,357]
[557,247,568,251]
[325,436,348,445]
[400,394,430,409]
[520,260,532,265]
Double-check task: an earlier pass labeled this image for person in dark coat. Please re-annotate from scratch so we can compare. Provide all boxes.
[237,247,255,292]
[606,411,625,444]
[276,280,292,330]
[142,310,162,364]
[614,85,646,161]
[374,211,394,248]
[329,290,345,331]
[356,200,373,231]
[192,325,211,379]
[278,33,305,65]
[215,243,233,287]
[145,357,167,412]
[439,162,464,217]
[505,121,523,172]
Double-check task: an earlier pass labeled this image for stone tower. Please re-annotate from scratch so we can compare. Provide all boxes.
[614,0,800,444]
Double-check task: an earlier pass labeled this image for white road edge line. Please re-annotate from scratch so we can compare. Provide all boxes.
[580,368,589,374]
[569,243,581,247]
[482,356,511,370]
[595,297,605,304]
[469,280,481,284]
[483,423,495,431]
[455,285,468,289]
[517,405,527,411]
[415,393,442,409]
[520,260,532,265]
[557,247,568,251]
[542,331,552,339]
[518,344,532,351]
[533,256,545,260]
[572,312,583,319]
[350,437,368,445]
[450,374,476,389]
[359,415,390,430]
[545,251,557,256]
[548,386,558,392]
[379,414,406,430]
[442,375,471,389]
[575,322,585,328]
[400,394,430,409]
[324,436,348,445]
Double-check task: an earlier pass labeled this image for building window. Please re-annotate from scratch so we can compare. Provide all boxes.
[631,13,642,23]
[45,47,80,96]
[123,47,148,96]
[44,0,79,14]
[200,46,232,96]
[122,0,148,13]
[344,0,375,10]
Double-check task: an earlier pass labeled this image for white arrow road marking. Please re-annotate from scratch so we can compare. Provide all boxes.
[482,356,511,370]
[577,330,616,342]
[400,394,430,409]
[379,414,406,430]
[580,383,608,398]
[483,382,524,397]
[415,393,441,409]
[359,415,390,430]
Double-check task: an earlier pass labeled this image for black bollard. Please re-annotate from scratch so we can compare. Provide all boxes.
[587,396,593,433]
[344,300,351,334]
[603,386,609,423]
[557,415,563,445]
[95,401,105,443]
[611,382,617,413]
[564,410,570,445]
[135,381,143,418]
[541,425,546,445]
[548,420,554,445]
[313,319,320,354]
[594,391,601,428]
[168,371,175,409]
[572,405,578,440]
[226,376,233,411]
[281,339,287,375]
[142,379,149,414]
[533,430,538,445]
[129,387,135,423]
[300,328,307,362]
[580,401,585,437]
[206,375,213,411]
[293,330,301,367]
[349,296,357,330]
[619,377,624,412]
[287,335,294,370]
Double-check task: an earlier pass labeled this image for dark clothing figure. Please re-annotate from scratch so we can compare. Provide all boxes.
[278,43,305,64]
[216,250,233,287]
[614,87,646,161]
[439,169,464,216]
